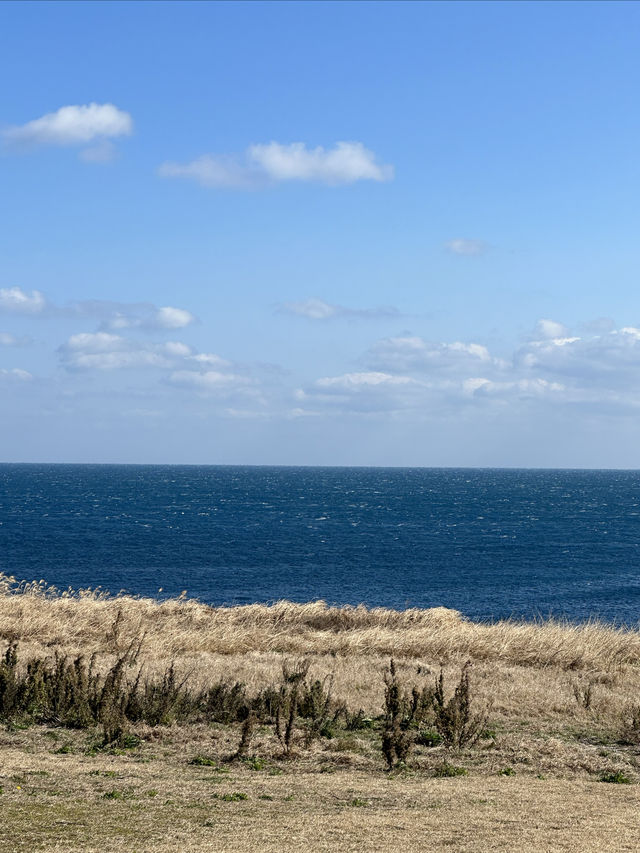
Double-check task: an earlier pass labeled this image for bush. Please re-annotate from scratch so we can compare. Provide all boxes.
[432,662,490,750]
[381,659,432,769]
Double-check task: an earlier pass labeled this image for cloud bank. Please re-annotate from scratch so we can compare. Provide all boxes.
[293,320,640,417]
[159,141,393,189]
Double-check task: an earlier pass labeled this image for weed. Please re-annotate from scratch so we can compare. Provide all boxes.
[214,792,248,802]
[274,659,310,756]
[599,770,632,784]
[232,710,256,760]
[499,767,516,776]
[118,733,142,750]
[433,762,468,778]
[345,710,374,731]
[349,797,368,807]
[432,662,491,750]
[381,659,430,769]
[243,755,267,771]
[189,755,221,767]
[416,728,442,747]
[103,788,134,800]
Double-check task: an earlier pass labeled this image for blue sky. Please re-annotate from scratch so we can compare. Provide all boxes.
[3,0,640,466]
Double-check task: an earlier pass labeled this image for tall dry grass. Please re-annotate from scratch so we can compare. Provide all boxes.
[2,572,639,671]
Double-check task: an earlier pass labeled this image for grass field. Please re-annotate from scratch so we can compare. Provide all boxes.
[1,573,639,851]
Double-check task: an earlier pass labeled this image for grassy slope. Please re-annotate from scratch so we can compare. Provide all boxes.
[1,575,640,851]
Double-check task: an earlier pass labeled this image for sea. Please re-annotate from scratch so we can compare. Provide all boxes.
[1,464,639,625]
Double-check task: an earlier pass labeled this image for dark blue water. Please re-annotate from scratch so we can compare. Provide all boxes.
[1,464,640,624]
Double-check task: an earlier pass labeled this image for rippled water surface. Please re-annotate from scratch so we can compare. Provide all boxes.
[1,464,640,623]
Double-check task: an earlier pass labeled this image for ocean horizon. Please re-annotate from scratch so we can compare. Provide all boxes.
[2,463,639,626]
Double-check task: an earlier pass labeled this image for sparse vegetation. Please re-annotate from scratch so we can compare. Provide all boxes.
[2,574,640,851]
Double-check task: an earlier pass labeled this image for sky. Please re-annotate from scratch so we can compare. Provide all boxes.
[2,0,640,467]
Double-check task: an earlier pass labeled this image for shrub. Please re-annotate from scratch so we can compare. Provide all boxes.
[232,711,256,760]
[432,662,491,750]
[274,659,310,756]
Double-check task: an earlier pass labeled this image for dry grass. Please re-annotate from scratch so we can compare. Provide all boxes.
[2,574,640,850]
[2,572,640,671]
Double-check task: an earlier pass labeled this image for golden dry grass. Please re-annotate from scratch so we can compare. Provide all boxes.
[2,574,640,851]
[2,572,640,670]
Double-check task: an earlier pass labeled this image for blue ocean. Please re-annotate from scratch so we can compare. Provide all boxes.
[1,464,639,624]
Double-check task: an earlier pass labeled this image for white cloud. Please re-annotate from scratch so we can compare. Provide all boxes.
[532,318,570,340]
[0,368,32,381]
[188,353,232,368]
[515,325,640,384]
[72,300,196,331]
[57,331,260,399]
[366,335,503,374]
[0,287,46,314]
[167,369,251,391]
[3,103,132,148]
[280,298,399,321]
[462,377,565,398]
[0,293,196,328]
[59,332,193,371]
[296,370,424,415]
[445,238,488,257]
[154,306,195,329]
[159,141,393,189]
[316,371,414,390]
[283,298,338,320]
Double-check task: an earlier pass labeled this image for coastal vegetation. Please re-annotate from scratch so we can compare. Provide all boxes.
[1,573,639,851]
